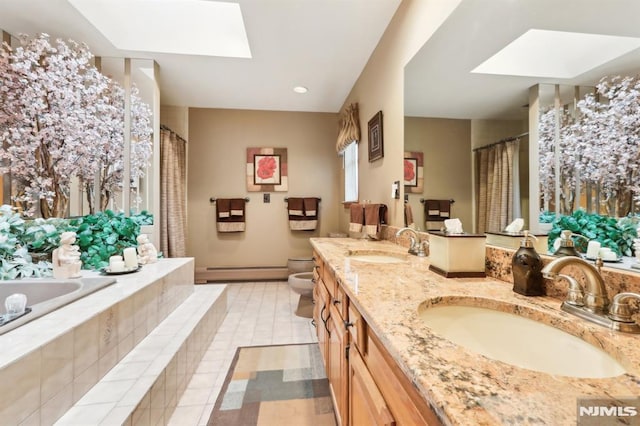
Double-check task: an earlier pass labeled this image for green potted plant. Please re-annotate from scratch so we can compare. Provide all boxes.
[548,209,638,257]
[69,210,141,270]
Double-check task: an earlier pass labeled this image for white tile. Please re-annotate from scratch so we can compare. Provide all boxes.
[58,402,115,425]
[167,405,205,426]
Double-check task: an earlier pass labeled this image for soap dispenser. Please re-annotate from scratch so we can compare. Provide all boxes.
[553,230,581,257]
[512,231,544,296]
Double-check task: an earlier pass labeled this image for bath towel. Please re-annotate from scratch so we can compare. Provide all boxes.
[288,197,319,231]
[349,203,364,232]
[216,198,246,232]
[364,203,387,236]
[404,203,414,228]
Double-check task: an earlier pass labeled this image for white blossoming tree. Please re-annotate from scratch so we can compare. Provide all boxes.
[85,79,152,212]
[0,33,153,217]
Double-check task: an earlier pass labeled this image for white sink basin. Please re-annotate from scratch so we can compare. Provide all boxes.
[418,304,626,378]
[347,250,407,264]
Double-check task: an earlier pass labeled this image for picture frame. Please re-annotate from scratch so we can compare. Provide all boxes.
[404,151,423,193]
[368,110,383,162]
[246,147,288,192]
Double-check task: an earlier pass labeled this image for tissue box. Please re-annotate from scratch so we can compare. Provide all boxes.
[428,231,486,278]
[485,231,549,254]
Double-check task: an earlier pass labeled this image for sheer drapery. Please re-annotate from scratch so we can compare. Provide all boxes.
[336,102,361,153]
[476,139,520,233]
[159,126,187,258]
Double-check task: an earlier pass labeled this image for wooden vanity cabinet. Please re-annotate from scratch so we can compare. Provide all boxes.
[314,252,440,426]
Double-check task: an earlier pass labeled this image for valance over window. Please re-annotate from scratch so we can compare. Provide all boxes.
[336,102,361,153]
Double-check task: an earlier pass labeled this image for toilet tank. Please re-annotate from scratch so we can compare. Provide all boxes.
[287,258,314,275]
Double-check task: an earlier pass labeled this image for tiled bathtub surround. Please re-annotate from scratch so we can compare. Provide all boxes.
[58,285,227,425]
[311,237,640,425]
[0,258,195,425]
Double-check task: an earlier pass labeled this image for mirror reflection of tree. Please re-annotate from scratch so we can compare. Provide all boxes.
[539,77,640,218]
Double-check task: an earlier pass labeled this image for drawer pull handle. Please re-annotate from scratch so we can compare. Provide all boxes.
[333,299,341,305]
[344,320,354,329]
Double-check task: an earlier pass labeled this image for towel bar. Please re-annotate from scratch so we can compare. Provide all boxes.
[284,197,322,202]
[210,197,250,203]
[420,198,454,204]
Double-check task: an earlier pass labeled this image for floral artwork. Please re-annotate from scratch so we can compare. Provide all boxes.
[255,155,280,184]
[404,151,423,193]
[246,148,288,192]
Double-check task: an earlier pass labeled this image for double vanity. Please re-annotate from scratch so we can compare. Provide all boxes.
[310,237,640,425]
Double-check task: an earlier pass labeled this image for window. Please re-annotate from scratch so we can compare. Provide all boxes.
[343,141,358,202]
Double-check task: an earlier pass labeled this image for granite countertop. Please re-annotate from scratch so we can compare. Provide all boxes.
[310,238,640,426]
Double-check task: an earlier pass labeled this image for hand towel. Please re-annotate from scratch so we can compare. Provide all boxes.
[364,203,386,236]
[303,197,318,217]
[287,197,304,216]
[439,199,451,218]
[349,203,364,232]
[216,199,230,219]
[444,218,463,234]
[425,199,440,218]
[404,203,414,228]
[216,198,246,232]
[230,198,245,217]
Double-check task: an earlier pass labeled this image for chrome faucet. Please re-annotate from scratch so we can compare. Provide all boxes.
[542,256,640,333]
[395,227,428,257]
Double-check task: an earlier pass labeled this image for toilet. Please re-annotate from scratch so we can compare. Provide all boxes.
[287,258,315,317]
[287,258,315,296]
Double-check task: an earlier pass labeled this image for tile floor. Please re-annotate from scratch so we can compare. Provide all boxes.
[168,282,318,426]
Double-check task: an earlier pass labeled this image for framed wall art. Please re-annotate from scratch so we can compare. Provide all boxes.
[404,151,423,193]
[368,110,383,162]
[246,147,288,192]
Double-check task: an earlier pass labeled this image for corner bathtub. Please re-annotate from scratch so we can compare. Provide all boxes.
[0,277,116,335]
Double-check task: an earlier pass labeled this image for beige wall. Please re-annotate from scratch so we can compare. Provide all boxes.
[187,108,340,268]
[160,106,189,140]
[338,0,461,229]
[405,117,472,231]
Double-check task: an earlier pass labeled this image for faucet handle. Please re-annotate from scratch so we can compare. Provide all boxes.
[595,257,604,275]
[608,292,640,323]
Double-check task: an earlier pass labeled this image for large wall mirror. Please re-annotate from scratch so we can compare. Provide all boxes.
[403,0,640,266]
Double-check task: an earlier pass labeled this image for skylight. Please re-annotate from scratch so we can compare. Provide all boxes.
[472,29,640,79]
[68,0,251,58]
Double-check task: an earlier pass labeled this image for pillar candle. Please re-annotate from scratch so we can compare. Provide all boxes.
[586,241,601,259]
[110,260,125,272]
[123,247,138,268]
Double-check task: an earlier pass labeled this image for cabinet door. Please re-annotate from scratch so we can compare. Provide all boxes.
[328,303,349,426]
[349,346,396,426]
[314,280,330,370]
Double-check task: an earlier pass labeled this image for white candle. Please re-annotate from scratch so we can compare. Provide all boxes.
[109,255,123,268]
[586,241,601,259]
[110,260,125,272]
[123,247,138,268]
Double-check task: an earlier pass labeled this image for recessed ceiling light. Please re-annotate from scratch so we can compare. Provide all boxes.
[472,29,640,79]
[68,0,251,58]
[293,86,308,94]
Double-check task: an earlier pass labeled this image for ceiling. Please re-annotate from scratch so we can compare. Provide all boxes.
[405,0,640,120]
[0,0,401,113]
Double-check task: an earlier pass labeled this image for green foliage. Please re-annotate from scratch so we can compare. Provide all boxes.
[548,209,638,256]
[539,211,556,224]
[0,205,52,279]
[22,218,71,253]
[129,210,154,226]
[69,210,141,270]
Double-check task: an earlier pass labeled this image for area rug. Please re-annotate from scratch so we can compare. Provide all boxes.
[208,343,336,426]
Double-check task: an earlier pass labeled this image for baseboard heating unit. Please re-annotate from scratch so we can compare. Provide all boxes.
[195,266,289,283]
